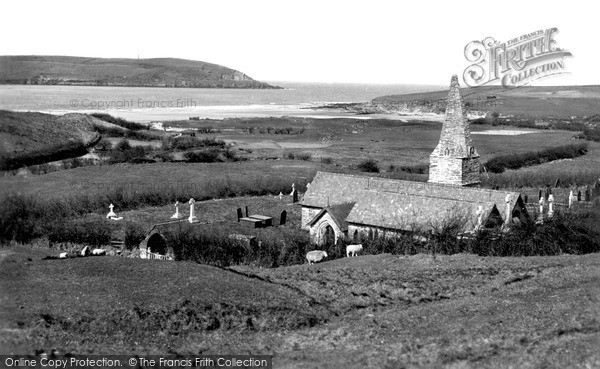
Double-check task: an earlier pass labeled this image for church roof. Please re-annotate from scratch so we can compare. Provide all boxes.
[302,171,522,231]
[307,202,355,231]
[345,190,498,232]
[303,172,521,209]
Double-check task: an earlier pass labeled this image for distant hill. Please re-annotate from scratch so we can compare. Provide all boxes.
[0,110,103,170]
[0,55,278,89]
[369,85,600,118]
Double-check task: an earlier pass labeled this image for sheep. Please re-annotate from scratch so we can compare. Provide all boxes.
[306,250,328,265]
[346,244,363,257]
[59,252,68,259]
[92,249,106,256]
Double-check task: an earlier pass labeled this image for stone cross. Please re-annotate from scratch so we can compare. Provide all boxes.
[171,201,180,219]
[290,183,296,195]
[548,194,555,218]
[188,198,197,223]
[106,203,117,218]
[279,192,283,200]
[538,197,544,220]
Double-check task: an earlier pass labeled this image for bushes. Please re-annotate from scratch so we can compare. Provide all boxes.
[124,222,147,250]
[161,136,225,151]
[483,143,588,173]
[47,218,112,247]
[108,139,152,164]
[285,152,312,161]
[166,227,311,268]
[357,158,380,173]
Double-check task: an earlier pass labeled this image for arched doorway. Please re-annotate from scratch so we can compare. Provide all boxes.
[317,222,337,246]
[147,233,167,255]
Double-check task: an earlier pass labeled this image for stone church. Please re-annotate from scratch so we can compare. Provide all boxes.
[301,75,528,245]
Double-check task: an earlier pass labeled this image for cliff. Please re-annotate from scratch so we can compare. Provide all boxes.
[0,56,279,89]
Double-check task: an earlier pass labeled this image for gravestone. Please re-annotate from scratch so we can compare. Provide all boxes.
[188,198,197,223]
[106,204,117,219]
[245,206,249,217]
[279,192,284,200]
[171,201,181,219]
[237,208,243,222]
[290,183,298,203]
[548,194,555,218]
[585,187,591,201]
[578,190,582,201]
[568,191,574,208]
[280,210,287,225]
[538,189,543,200]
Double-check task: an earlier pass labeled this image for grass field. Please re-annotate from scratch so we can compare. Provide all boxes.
[2,246,599,368]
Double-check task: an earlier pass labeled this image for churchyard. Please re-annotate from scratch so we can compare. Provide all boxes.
[2,110,600,366]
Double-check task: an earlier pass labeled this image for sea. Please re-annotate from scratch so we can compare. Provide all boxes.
[0,82,444,122]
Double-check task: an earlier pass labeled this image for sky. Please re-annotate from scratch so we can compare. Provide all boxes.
[1,0,597,85]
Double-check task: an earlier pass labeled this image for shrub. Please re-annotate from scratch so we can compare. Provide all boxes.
[296,153,312,161]
[358,158,380,173]
[124,222,147,250]
[184,149,223,163]
[483,143,588,173]
[321,157,333,164]
[47,218,112,247]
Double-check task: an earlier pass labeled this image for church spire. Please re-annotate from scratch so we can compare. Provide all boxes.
[428,75,480,186]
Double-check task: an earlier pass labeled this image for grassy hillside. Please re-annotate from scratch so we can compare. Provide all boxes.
[2,246,599,368]
[370,85,600,118]
[0,110,104,170]
[0,55,278,89]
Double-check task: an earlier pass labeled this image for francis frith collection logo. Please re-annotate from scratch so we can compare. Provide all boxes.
[463,27,572,87]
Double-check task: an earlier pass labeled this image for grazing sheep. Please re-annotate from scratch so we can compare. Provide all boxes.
[92,249,106,256]
[346,244,363,257]
[59,252,68,259]
[306,250,328,265]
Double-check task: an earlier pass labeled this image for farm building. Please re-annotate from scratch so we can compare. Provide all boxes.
[301,75,528,245]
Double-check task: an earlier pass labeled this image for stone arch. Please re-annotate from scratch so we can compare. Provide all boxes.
[147,233,168,255]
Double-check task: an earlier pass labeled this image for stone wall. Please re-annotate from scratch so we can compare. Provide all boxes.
[301,206,321,230]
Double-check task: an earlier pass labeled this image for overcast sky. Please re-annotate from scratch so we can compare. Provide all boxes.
[1,0,596,85]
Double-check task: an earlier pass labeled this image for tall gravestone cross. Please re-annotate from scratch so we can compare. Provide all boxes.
[548,194,555,217]
[279,192,283,200]
[188,198,197,223]
[538,197,544,220]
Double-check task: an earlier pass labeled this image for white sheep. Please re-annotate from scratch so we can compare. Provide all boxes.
[59,252,68,259]
[306,250,328,265]
[346,244,363,257]
[92,249,106,256]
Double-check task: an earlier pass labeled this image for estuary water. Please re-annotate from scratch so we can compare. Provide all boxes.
[0,81,444,122]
